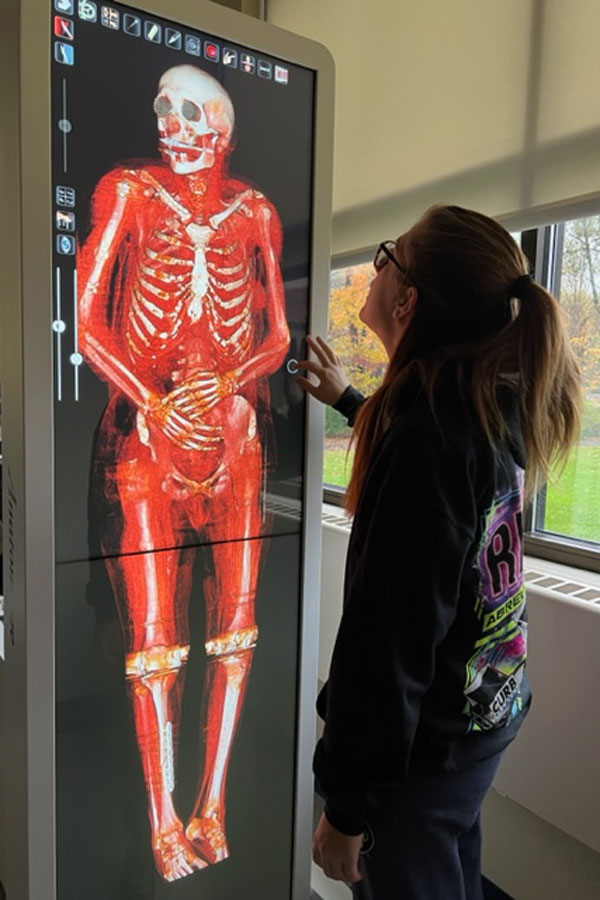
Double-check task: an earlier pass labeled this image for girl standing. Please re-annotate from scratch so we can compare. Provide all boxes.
[298,205,582,899]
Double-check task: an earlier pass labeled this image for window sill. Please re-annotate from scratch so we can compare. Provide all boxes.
[322,488,600,574]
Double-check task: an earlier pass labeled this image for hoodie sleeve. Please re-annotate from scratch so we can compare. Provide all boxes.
[332,385,367,427]
[313,415,479,835]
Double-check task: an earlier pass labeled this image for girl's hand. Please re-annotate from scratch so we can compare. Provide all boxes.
[295,335,350,406]
[312,812,364,884]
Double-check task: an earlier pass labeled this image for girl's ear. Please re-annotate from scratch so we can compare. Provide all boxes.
[393,286,418,319]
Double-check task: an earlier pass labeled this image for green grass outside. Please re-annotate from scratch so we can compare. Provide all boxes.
[545,445,600,543]
[324,444,600,544]
[323,448,354,489]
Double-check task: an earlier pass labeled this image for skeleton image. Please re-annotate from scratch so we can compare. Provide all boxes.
[79,65,290,883]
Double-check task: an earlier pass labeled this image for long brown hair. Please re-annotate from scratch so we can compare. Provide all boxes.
[346,205,583,514]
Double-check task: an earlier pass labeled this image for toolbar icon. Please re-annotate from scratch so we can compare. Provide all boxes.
[56,185,76,207]
[185,34,201,56]
[274,65,289,84]
[55,42,75,66]
[100,6,119,29]
[258,60,272,79]
[222,48,238,68]
[165,28,182,50]
[204,42,219,63]
[144,21,162,43]
[56,210,76,232]
[55,15,75,39]
[57,235,76,256]
[123,13,141,36]
[55,0,74,14]
[240,52,255,74]
[78,0,97,22]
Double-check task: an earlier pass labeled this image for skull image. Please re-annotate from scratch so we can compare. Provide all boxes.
[154,65,235,175]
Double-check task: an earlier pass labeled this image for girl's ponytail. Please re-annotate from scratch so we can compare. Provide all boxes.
[493,278,582,494]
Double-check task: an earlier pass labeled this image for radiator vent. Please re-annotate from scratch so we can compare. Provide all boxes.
[321,511,352,530]
[265,497,302,522]
[267,497,353,530]
[524,570,600,603]
[321,505,600,606]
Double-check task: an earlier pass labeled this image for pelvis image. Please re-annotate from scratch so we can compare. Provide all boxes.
[78,64,290,883]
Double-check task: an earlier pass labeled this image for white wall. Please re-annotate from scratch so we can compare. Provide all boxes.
[268,5,600,895]
[269,0,600,253]
[318,510,600,899]
[482,790,600,900]
[494,585,600,855]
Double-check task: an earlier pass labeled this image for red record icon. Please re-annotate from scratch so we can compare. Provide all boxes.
[204,42,220,62]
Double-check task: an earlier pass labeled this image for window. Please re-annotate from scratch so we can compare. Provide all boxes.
[529,214,600,558]
[324,259,387,492]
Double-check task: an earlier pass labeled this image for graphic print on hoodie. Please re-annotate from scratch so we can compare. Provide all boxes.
[464,467,527,731]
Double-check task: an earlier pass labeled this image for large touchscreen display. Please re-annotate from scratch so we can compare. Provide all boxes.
[51,1,315,895]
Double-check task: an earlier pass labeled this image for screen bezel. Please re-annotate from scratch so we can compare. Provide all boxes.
[3,1,334,897]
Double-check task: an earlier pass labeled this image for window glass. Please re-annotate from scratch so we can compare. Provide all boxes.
[324,261,387,489]
[538,215,600,545]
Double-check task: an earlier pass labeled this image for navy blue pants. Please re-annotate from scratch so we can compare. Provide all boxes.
[352,751,504,900]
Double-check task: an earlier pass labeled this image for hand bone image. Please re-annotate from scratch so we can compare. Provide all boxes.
[78,64,290,883]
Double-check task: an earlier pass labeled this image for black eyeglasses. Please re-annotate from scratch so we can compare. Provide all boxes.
[374,240,416,288]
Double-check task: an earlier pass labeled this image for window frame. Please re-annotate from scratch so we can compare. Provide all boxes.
[322,247,377,506]
[323,222,600,573]
[522,221,600,573]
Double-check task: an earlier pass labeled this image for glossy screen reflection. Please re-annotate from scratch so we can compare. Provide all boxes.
[52,1,314,893]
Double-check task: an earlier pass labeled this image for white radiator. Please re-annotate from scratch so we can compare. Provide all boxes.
[494,573,600,854]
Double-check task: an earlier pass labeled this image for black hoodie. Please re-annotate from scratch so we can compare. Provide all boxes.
[314,369,532,835]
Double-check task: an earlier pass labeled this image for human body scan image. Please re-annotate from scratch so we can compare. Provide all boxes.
[51,4,314,895]
[79,64,289,882]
